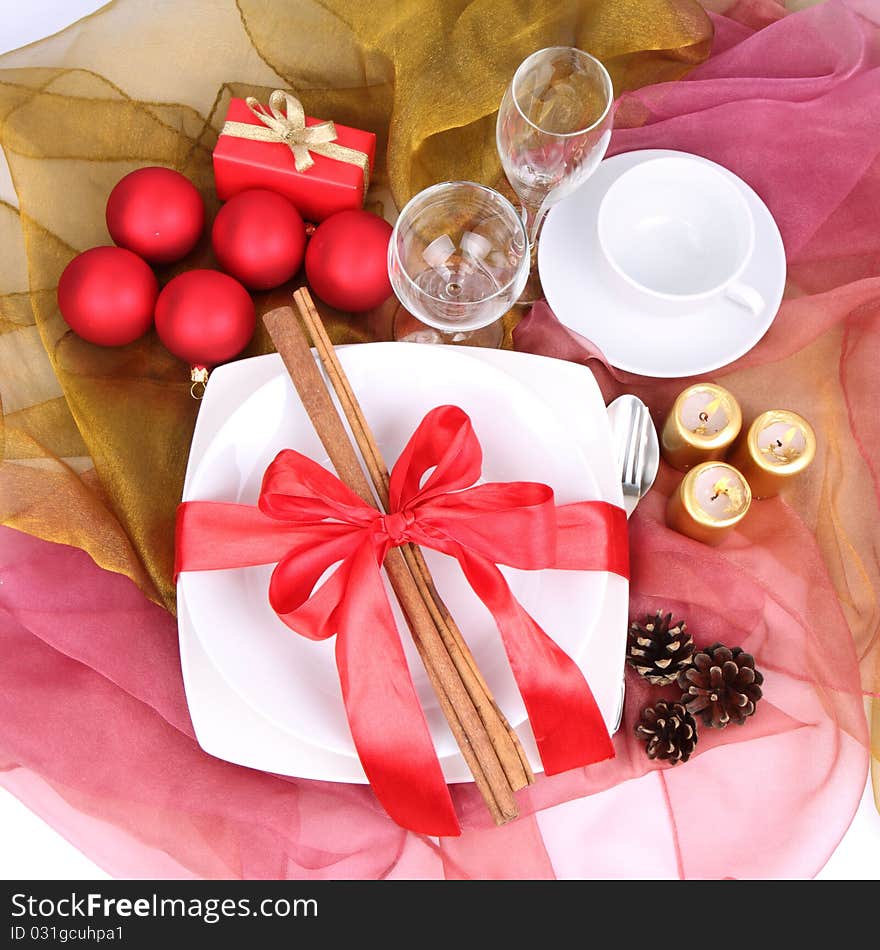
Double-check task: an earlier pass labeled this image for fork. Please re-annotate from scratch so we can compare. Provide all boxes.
[612,400,647,736]
[620,400,650,507]
[610,397,654,735]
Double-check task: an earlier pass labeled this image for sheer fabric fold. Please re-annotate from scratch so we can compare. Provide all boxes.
[0,0,873,878]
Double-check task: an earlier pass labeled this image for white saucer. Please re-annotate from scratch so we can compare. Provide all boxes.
[539,149,786,378]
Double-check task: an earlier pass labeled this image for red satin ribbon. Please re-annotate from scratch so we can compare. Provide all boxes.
[176,405,628,836]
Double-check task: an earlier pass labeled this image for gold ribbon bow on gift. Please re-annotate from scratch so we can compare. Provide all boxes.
[220,89,370,197]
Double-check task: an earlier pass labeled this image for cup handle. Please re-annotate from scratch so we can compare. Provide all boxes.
[725,281,764,315]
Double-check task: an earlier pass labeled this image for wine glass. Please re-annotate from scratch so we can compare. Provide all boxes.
[388,181,529,347]
[497,46,614,302]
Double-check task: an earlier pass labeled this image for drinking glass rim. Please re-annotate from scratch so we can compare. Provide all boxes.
[511,46,614,138]
[389,180,529,308]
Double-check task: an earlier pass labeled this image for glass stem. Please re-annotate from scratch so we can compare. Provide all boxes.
[515,198,551,306]
[523,198,551,251]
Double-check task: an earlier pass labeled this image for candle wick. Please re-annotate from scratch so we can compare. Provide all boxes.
[709,476,744,512]
[694,410,712,435]
[763,430,801,463]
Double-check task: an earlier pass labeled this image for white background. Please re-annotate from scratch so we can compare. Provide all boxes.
[0,0,877,880]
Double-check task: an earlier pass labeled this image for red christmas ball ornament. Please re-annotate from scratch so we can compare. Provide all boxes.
[212,189,306,290]
[154,270,255,366]
[106,167,205,264]
[57,246,157,346]
[305,209,393,311]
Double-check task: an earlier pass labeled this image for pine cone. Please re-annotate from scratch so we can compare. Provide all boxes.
[677,643,763,728]
[635,701,698,765]
[627,611,695,685]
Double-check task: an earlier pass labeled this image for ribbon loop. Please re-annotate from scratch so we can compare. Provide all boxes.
[220,89,370,195]
[176,404,628,835]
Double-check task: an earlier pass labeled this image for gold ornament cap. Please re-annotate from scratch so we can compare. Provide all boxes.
[190,365,210,400]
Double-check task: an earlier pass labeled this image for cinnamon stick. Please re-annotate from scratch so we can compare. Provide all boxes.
[262,305,520,824]
[292,287,533,790]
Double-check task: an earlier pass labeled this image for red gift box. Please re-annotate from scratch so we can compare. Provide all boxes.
[213,92,376,222]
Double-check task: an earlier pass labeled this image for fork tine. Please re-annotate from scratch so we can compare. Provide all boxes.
[620,400,633,485]
[632,405,649,488]
[615,401,630,475]
[622,400,639,488]
[627,404,641,488]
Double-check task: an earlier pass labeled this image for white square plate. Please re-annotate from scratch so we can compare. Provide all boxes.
[178,344,627,783]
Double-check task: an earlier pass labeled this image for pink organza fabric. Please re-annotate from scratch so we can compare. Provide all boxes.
[0,475,866,878]
[0,0,875,878]
[516,0,880,700]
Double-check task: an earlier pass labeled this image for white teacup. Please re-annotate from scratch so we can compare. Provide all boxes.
[597,156,764,315]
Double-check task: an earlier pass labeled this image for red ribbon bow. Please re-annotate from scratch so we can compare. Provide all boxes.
[176,405,628,836]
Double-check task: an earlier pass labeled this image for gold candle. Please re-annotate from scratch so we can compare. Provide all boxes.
[666,462,752,545]
[660,383,742,471]
[728,409,816,499]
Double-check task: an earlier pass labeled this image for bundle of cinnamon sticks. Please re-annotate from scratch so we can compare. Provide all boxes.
[262,289,533,825]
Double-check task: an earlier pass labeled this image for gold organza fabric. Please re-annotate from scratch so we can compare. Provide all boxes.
[0,0,712,605]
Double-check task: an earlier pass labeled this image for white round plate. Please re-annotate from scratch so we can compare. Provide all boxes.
[180,344,605,761]
[539,149,786,378]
